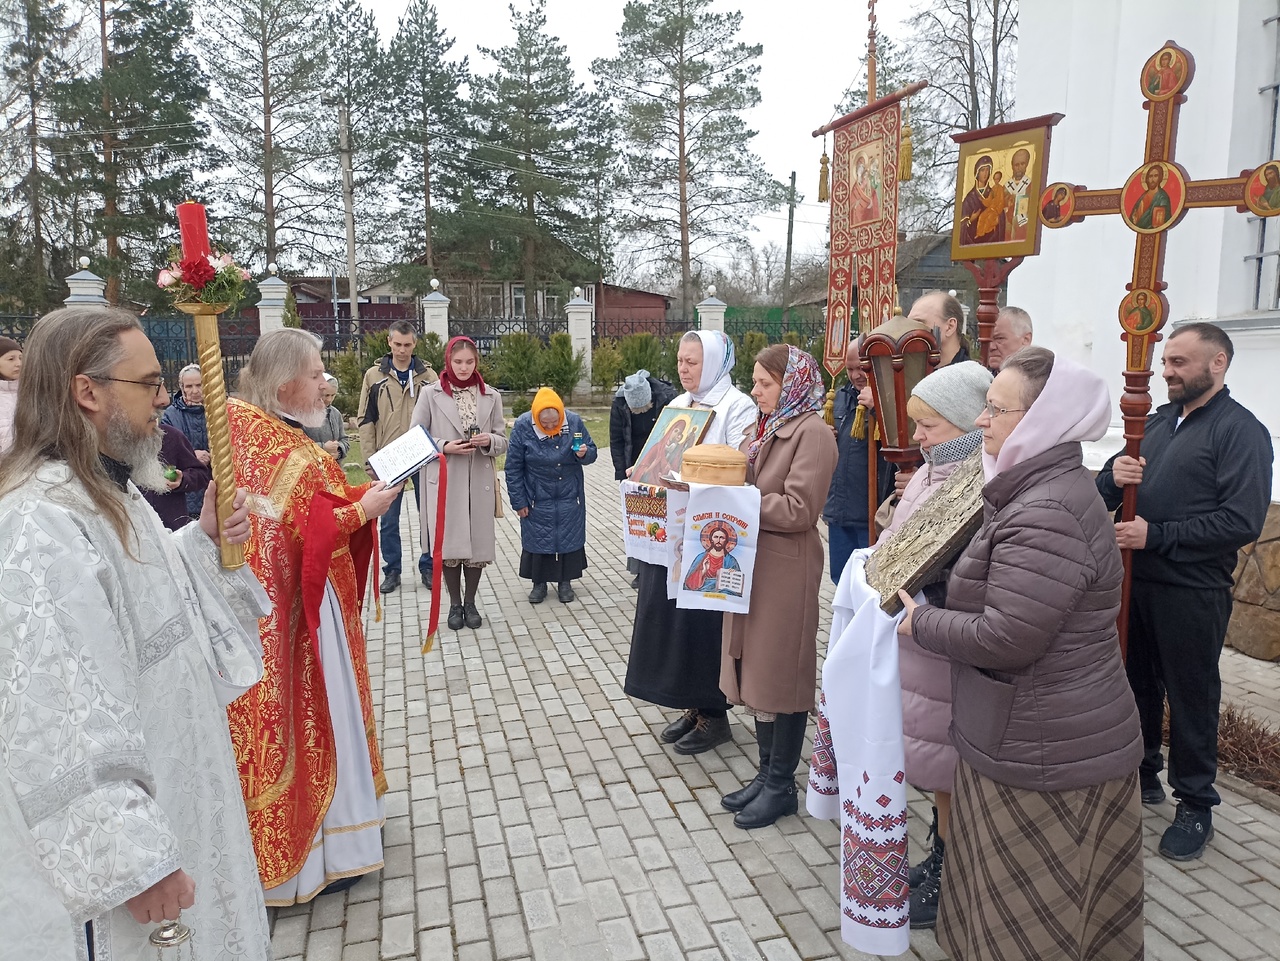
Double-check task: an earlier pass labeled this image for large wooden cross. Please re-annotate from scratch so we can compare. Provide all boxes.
[1040,40,1280,649]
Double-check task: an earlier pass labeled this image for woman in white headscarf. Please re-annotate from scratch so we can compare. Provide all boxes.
[624,330,758,755]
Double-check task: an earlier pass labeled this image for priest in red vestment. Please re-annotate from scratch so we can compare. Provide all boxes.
[226,328,404,904]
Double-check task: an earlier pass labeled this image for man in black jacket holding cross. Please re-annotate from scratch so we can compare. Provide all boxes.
[1098,322,1273,862]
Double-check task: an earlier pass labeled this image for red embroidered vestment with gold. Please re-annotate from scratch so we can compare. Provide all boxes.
[225,399,387,887]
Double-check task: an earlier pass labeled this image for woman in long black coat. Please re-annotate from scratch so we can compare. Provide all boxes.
[505,387,597,603]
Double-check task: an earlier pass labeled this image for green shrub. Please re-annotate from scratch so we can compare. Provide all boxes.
[327,348,366,417]
[509,392,532,417]
[656,334,681,384]
[541,332,585,400]
[419,331,444,372]
[732,331,770,389]
[591,339,625,398]
[488,332,543,395]
[619,333,664,378]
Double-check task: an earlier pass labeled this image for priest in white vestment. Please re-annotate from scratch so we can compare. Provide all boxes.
[0,307,271,961]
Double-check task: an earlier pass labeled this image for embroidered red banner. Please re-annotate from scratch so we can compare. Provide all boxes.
[825,103,902,377]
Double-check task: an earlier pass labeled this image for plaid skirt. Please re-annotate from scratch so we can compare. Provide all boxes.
[939,758,1144,961]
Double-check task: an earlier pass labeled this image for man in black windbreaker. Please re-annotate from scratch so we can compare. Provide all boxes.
[1098,322,1273,862]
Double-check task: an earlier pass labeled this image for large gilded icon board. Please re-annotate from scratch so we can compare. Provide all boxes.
[950,123,1054,261]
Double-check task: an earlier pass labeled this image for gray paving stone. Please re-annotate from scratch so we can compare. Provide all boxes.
[269,456,1280,961]
[490,914,531,961]
[379,913,416,959]
[416,927,453,961]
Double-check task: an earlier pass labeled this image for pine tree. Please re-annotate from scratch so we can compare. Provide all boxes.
[467,0,600,315]
[54,0,206,305]
[387,0,469,270]
[0,0,80,308]
[593,0,786,321]
[200,0,331,269]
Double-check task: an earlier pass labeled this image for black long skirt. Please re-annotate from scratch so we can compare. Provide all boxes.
[519,548,588,583]
[624,560,729,711]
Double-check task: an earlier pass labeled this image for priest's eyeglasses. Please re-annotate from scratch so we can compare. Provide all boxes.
[97,376,167,398]
[983,401,1028,418]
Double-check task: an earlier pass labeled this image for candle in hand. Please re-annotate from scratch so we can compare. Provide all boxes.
[177,201,211,261]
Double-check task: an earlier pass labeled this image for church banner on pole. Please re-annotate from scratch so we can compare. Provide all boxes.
[813,81,927,378]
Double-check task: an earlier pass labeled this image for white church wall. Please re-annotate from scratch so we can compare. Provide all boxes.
[1012,0,1280,498]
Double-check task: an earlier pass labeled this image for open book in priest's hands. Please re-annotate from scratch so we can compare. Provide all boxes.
[365,425,441,486]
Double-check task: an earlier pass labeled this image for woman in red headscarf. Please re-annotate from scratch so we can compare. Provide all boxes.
[410,336,508,630]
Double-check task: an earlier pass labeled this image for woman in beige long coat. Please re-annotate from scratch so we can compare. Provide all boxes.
[411,336,508,630]
[721,344,838,830]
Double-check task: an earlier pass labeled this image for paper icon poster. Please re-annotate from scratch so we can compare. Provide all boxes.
[676,482,761,614]
[665,489,691,600]
[619,481,669,566]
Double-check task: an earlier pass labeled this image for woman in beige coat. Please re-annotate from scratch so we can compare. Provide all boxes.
[721,344,838,829]
[411,336,508,630]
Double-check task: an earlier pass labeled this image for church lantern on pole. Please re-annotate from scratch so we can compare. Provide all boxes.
[861,313,939,473]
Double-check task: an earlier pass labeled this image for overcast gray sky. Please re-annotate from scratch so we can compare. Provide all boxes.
[365,0,915,270]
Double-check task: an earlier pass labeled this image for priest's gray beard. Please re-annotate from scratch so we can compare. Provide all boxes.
[282,400,327,429]
[105,404,169,492]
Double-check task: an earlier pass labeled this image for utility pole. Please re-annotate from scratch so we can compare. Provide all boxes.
[781,170,796,332]
[99,0,119,304]
[327,97,360,322]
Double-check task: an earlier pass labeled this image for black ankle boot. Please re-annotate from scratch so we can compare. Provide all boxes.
[734,711,807,829]
[909,834,945,929]
[722,720,773,812]
[908,805,940,889]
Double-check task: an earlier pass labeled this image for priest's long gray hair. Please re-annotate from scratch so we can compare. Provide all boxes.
[0,306,141,547]
[238,328,323,417]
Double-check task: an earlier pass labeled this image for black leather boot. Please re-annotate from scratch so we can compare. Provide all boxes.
[721,720,773,812]
[734,711,807,829]
[909,834,945,929]
[908,805,939,889]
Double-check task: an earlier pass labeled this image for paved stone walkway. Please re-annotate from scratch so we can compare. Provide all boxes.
[270,456,1280,961]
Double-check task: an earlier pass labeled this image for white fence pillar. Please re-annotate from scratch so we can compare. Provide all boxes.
[257,264,288,332]
[564,286,594,392]
[695,285,726,332]
[64,257,108,305]
[421,279,449,342]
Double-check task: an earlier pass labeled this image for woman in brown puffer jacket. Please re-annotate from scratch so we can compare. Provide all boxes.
[897,346,1144,961]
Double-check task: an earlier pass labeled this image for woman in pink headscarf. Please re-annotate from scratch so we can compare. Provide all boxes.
[896,346,1144,961]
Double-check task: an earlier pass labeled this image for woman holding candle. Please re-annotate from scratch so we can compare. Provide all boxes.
[411,336,508,630]
[505,387,598,604]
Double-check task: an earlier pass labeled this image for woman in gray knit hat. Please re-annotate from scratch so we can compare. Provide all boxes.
[879,360,992,930]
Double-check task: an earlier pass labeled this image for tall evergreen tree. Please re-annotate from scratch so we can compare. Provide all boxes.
[387,0,469,270]
[55,0,206,305]
[201,0,331,269]
[594,0,786,320]
[468,0,601,314]
[0,0,79,308]
[323,0,395,286]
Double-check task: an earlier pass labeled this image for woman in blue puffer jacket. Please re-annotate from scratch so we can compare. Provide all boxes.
[505,387,598,603]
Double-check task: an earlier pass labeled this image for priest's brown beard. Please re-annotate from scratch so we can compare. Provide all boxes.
[105,404,168,492]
